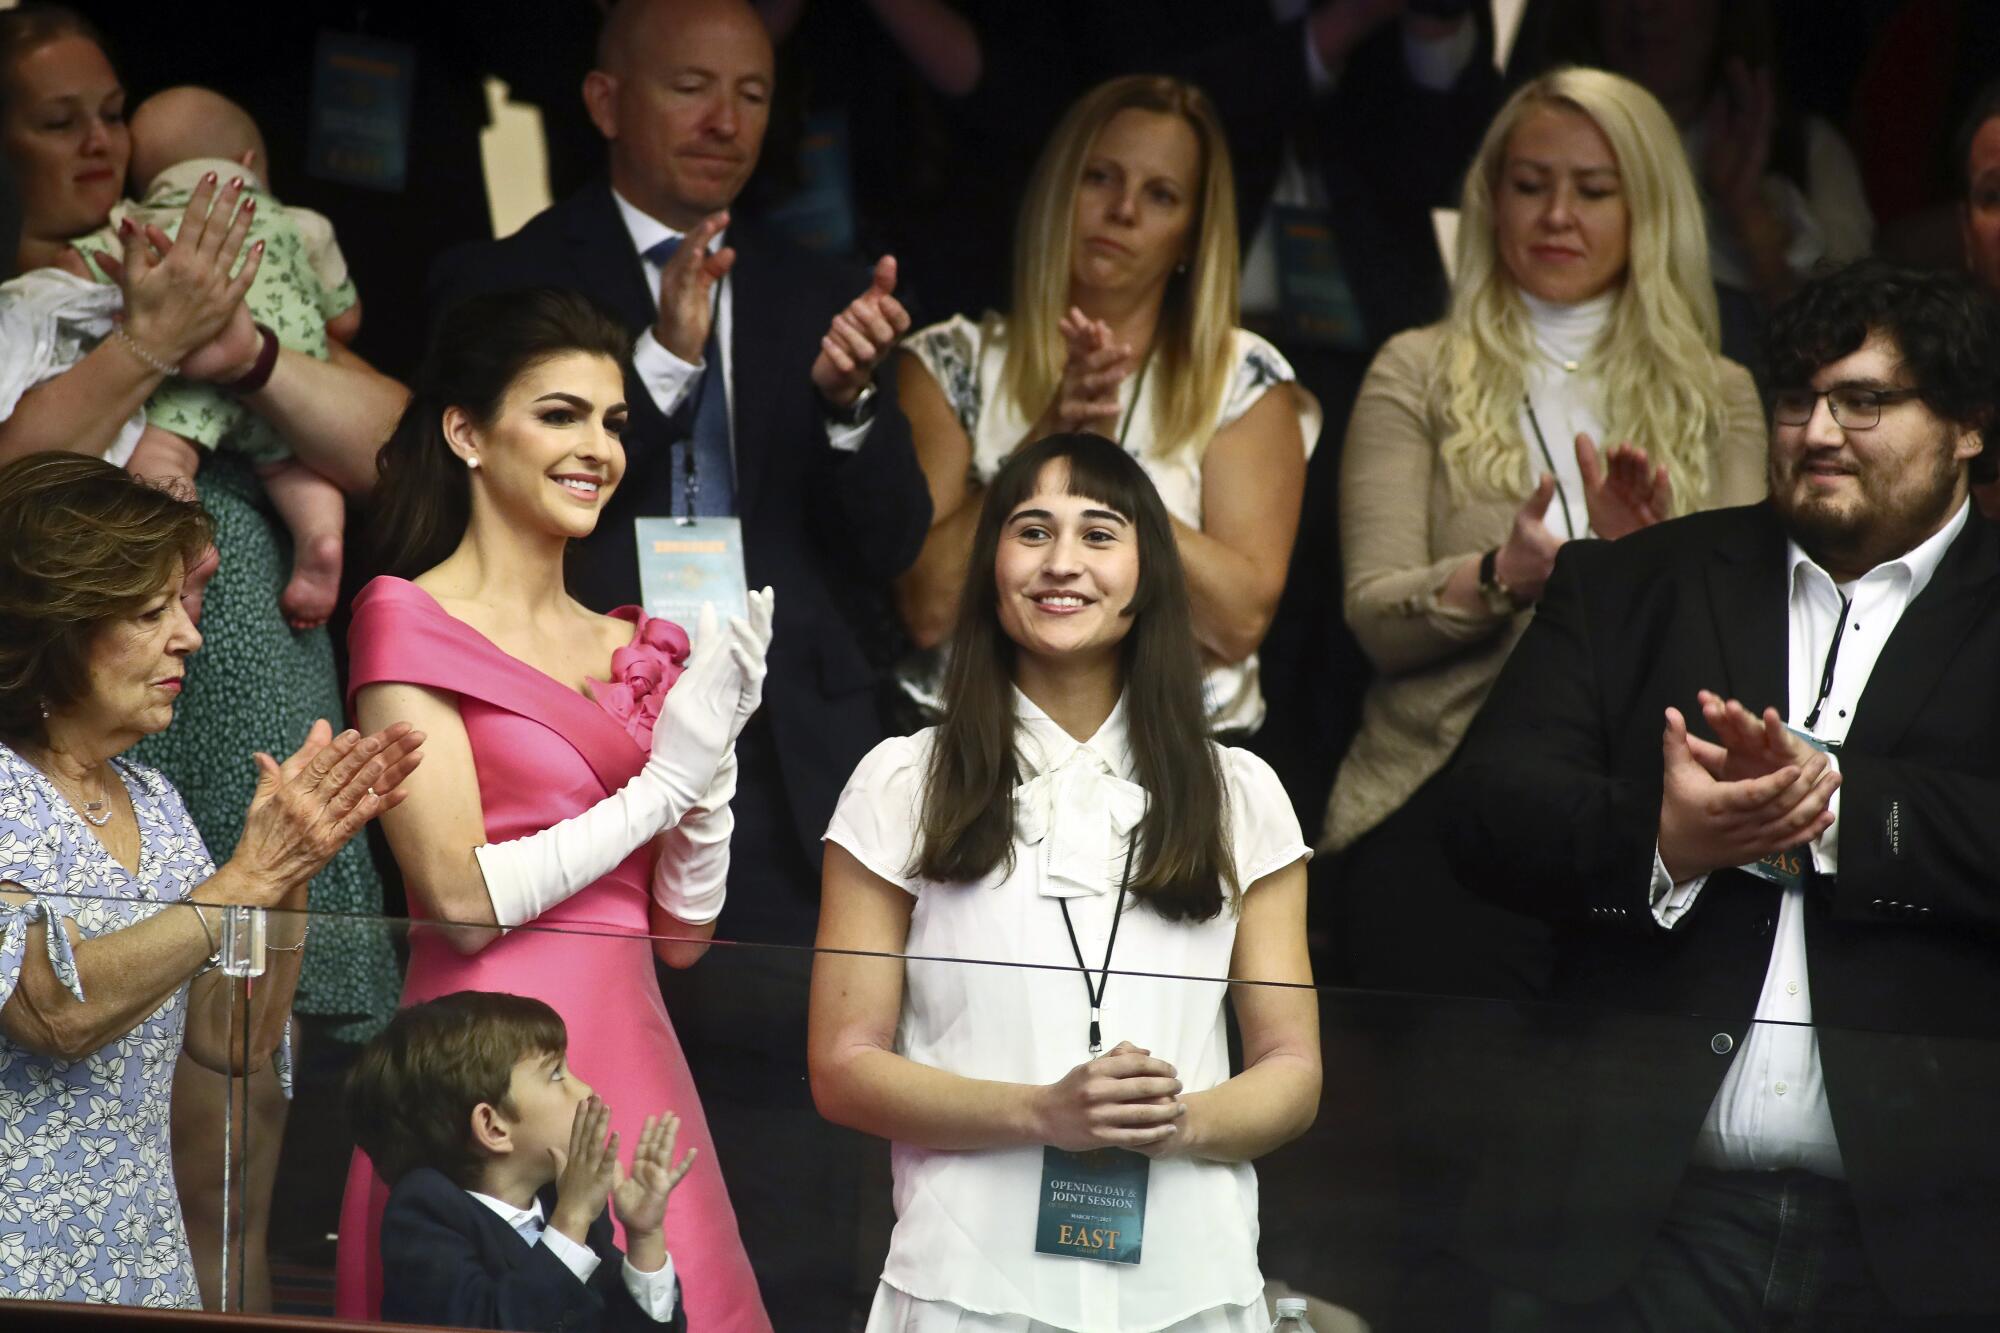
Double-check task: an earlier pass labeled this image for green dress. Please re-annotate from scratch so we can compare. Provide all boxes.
[132,451,400,1042]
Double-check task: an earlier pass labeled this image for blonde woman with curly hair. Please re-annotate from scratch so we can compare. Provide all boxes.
[1328,66,1767,999]
[894,73,1321,737]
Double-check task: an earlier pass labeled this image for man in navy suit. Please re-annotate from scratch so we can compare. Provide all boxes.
[427,1,928,1319]
[428,0,929,950]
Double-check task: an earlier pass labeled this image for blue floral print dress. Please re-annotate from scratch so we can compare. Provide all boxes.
[0,741,213,1307]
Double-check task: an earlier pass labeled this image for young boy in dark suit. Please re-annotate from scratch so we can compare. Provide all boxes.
[347,991,694,1332]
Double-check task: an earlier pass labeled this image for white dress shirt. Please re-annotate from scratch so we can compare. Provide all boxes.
[615,189,872,457]
[825,691,1310,1333]
[466,1188,679,1323]
[1650,499,1972,1178]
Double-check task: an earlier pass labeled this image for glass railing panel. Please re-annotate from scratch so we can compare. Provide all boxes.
[5,885,1995,1330]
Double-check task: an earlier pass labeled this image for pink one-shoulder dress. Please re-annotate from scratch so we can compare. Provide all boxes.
[331,577,771,1331]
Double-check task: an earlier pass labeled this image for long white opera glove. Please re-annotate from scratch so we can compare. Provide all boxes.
[647,585,771,925]
[475,597,772,929]
[652,749,736,925]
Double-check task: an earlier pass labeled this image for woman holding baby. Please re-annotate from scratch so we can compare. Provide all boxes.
[0,3,409,1311]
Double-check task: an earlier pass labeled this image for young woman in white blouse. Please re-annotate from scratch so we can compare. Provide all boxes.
[893,74,1320,737]
[811,433,1320,1333]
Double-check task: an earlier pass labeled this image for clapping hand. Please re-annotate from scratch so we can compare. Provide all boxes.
[1036,307,1134,439]
[1702,59,1778,234]
[1489,474,1564,605]
[812,255,911,408]
[1656,700,1838,883]
[1576,433,1674,540]
[226,720,424,906]
[654,212,736,364]
[110,172,263,370]
[547,1096,620,1247]
[611,1112,699,1255]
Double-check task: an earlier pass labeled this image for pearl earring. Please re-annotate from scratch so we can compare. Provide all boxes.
[465,456,479,470]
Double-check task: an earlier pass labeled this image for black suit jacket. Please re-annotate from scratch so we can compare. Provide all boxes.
[427,185,932,901]
[1443,503,2000,1314]
[379,1168,686,1333]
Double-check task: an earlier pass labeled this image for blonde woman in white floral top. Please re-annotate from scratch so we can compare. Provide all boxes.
[895,75,1321,736]
[0,455,418,1308]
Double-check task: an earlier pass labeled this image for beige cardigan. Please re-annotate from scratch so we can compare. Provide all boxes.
[1322,322,1769,852]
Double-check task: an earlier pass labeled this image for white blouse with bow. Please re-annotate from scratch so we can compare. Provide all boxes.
[824,689,1308,1333]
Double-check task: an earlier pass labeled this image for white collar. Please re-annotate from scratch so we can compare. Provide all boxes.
[466,1189,544,1234]
[610,187,726,261]
[1519,287,1616,371]
[1787,497,1971,601]
[1010,688,1147,898]
[1013,687,1135,783]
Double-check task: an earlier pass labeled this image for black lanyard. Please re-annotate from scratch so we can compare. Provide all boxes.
[1113,348,1154,449]
[1057,834,1137,1057]
[1521,394,1580,539]
[1802,593,1853,733]
[674,281,727,521]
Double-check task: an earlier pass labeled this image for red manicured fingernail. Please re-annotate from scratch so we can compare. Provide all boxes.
[230,176,242,189]
[204,171,217,183]
[119,218,133,235]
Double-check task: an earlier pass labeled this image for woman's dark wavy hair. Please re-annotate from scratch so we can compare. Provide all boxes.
[1764,258,2000,483]
[0,453,211,748]
[914,433,1235,922]
[369,288,634,578]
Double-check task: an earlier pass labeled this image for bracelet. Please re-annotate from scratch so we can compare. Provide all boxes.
[269,921,310,954]
[188,902,222,967]
[222,323,279,395]
[112,327,179,377]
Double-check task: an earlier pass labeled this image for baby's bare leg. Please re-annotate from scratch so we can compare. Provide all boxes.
[256,458,346,630]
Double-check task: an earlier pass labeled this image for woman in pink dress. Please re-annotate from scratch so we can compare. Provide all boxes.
[332,289,774,1331]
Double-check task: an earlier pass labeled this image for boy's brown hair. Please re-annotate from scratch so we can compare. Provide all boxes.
[346,991,568,1188]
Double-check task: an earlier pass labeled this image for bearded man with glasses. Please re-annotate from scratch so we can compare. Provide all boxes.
[1438,258,2000,1331]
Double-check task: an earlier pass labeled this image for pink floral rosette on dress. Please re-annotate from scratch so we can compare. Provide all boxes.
[587,614,691,749]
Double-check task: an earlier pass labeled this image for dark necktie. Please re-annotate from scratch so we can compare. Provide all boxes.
[645,235,735,516]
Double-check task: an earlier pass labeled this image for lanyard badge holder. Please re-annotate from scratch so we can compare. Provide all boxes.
[1741,594,1849,890]
[1036,836,1150,1266]
[634,286,749,635]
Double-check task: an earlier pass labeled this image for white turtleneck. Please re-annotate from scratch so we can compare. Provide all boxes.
[1516,288,1616,541]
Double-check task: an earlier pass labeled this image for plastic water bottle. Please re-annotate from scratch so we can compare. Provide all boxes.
[1270,1296,1316,1332]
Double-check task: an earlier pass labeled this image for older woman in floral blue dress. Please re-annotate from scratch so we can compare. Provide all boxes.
[0,453,422,1308]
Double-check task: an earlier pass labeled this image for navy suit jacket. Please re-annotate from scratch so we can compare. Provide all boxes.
[379,1167,685,1333]
[427,185,932,922]
[1444,504,2000,1314]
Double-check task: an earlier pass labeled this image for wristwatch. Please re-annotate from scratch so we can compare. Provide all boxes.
[1478,548,1522,616]
[823,382,878,428]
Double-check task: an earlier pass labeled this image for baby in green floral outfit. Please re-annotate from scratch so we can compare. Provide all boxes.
[77,87,362,629]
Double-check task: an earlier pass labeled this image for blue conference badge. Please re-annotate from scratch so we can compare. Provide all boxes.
[1035,1146,1148,1265]
[635,516,750,639]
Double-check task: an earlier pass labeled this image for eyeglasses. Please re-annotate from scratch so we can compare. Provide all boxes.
[1771,386,1923,429]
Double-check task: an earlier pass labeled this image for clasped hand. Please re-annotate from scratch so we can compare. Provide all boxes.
[1035,1041,1187,1159]
[1658,691,1839,882]
[548,1096,697,1249]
